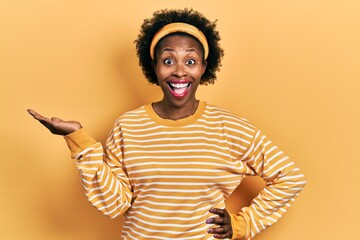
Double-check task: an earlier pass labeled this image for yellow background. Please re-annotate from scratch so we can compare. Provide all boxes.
[1,0,359,239]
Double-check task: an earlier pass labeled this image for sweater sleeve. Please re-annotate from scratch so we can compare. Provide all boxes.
[64,127,132,218]
[230,129,306,239]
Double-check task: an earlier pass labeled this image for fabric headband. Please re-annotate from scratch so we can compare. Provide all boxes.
[149,22,209,60]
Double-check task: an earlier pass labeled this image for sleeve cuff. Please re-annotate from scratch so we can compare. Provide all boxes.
[64,128,97,159]
[230,213,249,239]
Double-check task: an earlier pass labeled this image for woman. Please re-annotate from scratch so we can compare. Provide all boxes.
[28,9,306,240]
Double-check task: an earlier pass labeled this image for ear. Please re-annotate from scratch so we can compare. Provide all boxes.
[201,60,207,75]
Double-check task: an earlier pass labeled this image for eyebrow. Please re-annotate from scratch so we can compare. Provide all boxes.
[160,47,199,55]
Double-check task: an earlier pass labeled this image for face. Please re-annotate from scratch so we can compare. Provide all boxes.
[153,34,207,108]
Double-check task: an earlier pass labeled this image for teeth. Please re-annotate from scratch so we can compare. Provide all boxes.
[169,83,190,89]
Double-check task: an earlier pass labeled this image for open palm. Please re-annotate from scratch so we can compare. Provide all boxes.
[27,109,82,136]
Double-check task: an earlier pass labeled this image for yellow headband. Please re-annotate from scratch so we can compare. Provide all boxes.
[149,22,209,60]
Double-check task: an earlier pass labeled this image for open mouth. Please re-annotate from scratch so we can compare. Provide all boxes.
[167,82,192,98]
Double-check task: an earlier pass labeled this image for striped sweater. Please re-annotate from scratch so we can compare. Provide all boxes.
[64,101,306,240]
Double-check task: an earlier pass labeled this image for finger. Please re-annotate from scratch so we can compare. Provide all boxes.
[51,117,63,123]
[209,208,225,216]
[213,232,232,239]
[27,109,49,122]
[27,109,58,132]
[207,226,229,234]
[206,217,225,225]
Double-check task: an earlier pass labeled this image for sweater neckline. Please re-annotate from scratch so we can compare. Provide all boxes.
[144,101,206,127]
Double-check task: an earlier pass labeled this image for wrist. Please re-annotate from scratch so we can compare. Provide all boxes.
[229,213,248,239]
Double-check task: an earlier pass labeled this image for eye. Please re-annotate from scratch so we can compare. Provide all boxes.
[186,59,196,65]
[164,58,174,65]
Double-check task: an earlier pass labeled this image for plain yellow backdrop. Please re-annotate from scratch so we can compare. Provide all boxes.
[1,0,359,239]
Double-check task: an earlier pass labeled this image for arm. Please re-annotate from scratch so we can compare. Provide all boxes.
[65,127,132,218]
[28,109,132,218]
[230,129,306,239]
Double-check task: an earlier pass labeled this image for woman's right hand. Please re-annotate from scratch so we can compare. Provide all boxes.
[27,109,82,136]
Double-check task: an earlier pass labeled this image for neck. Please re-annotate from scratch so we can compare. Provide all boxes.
[153,99,199,120]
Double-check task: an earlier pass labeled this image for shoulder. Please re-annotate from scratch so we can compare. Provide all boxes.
[203,102,257,131]
[113,105,148,126]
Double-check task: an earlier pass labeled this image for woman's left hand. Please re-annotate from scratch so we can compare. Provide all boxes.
[206,208,233,239]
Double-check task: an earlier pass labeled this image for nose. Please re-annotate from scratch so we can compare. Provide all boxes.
[172,63,187,77]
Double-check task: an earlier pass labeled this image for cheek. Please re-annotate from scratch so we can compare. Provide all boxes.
[191,67,205,79]
[155,66,169,79]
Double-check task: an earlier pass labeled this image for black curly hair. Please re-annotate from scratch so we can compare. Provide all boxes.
[134,8,224,85]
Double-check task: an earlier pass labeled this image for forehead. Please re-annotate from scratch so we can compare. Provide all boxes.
[156,33,204,53]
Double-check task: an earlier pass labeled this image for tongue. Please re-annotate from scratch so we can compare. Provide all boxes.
[174,87,187,95]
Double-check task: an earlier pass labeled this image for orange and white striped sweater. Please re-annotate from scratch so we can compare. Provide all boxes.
[64,101,306,239]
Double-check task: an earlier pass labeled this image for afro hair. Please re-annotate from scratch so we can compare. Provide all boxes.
[134,8,224,85]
